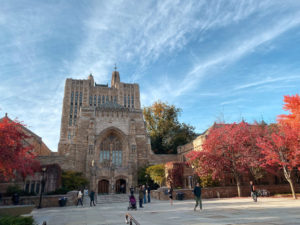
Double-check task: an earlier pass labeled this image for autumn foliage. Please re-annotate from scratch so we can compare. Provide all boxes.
[277,94,300,129]
[186,122,264,197]
[257,94,300,199]
[186,94,300,199]
[0,117,40,181]
[165,161,184,188]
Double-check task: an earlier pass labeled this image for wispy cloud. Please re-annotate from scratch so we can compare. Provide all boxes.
[1,0,300,150]
[234,75,300,90]
[170,15,300,98]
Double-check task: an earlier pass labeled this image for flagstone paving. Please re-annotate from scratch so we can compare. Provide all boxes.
[31,197,300,225]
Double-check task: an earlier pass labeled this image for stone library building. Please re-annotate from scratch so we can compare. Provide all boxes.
[55,69,175,194]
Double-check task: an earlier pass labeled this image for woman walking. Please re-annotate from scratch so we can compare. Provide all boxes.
[168,186,173,206]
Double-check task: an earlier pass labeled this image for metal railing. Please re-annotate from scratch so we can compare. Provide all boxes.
[125,213,140,225]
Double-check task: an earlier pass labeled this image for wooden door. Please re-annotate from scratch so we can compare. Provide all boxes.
[98,180,109,194]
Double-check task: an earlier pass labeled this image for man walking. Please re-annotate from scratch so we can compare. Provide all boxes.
[147,185,151,203]
[89,190,96,206]
[193,182,202,211]
[250,181,257,202]
[142,185,147,204]
[138,185,144,208]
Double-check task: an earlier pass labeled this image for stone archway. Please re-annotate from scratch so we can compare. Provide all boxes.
[96,127,127,168]
[98,179,109,194]
[116,179,126,194]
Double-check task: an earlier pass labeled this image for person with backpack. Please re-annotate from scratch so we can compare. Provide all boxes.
[77,189,83,207]
[193,182,202,211]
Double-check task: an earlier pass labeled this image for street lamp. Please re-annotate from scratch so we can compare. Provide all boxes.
[38,167,47,209]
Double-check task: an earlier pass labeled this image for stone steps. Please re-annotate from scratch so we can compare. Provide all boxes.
[96,194,137,204]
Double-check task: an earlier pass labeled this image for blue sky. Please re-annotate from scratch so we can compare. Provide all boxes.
[1,0,300,151]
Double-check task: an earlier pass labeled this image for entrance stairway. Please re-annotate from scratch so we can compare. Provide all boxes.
[96,194,136,204]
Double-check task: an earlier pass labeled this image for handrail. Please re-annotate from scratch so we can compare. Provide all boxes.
[125,213,140,225]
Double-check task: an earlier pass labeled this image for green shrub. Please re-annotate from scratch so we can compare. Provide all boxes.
[62,171,89,190]
[6,185,22,196]
[47,187,70,195]
[200,174,220,187]
[0,216,34,225]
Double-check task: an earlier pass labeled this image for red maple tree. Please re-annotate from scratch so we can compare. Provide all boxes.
[277,94,300,129]
[257,94,300,199]
[187,122,263,197]
[0,117,40,181]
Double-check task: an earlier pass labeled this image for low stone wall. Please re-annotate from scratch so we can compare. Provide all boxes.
[1,191,77,208]
[152,184,300,200]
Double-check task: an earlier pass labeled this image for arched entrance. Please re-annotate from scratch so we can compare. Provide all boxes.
[116,179,126,194]
[98,179,109,194]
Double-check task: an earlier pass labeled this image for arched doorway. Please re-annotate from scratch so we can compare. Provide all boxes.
[116,179,126,194]
[98,179,109,194]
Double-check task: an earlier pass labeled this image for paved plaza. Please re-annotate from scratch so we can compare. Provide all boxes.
[32,197,300,225]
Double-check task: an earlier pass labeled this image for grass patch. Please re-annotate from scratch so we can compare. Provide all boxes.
[0,216,34,225]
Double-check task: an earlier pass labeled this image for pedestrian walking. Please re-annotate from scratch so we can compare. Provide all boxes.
[143,185,147,204]
[130,186,135,195]
[76,189,83,207]
[250,181,257,202]
[168,186,173,206]
[193,182,202,211]
[89,190,96,206]
[147,185,151,203]
[138,185,144,208]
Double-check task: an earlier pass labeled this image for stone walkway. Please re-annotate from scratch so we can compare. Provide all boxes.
[31,197,300,225]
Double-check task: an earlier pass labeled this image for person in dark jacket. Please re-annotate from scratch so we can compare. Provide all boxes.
[147,185,151,203]
[168,186,173,206]
[193,182,202,211]
[89,190,96,206]
[138,185,144,208]
[250,181,257,202]
[130,186,135,195]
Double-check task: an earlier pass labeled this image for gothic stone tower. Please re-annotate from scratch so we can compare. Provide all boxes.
[58,69,152,193]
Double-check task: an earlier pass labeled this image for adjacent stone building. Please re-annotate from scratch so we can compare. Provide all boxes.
[57,69,176,194]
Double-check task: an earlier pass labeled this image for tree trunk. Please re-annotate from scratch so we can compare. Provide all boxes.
[287,179,297,199]
[283,166,297,199]
[235,175,241,197]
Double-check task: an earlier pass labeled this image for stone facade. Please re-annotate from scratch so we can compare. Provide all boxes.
[57,70,176,194]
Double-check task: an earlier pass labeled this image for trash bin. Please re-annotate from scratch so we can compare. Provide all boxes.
[176,192,184,200]
[59,197,67,207]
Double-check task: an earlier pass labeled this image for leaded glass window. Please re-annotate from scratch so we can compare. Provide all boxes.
[100,134,122,166]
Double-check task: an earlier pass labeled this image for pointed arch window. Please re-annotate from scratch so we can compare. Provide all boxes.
[100,134,122,166]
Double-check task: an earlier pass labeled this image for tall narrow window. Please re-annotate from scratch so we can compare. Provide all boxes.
[106,96,109,103]
[79,92,82,106]
[98,95,101,106]
[102,96,105,104]
[75,92,78,105]
[131,95,134,108]
[124,96,126,107]
[114,96,117,103]
[94,95,96,106]
[89,96,92,106]
[71,92,74,105]
[128,95,130,108]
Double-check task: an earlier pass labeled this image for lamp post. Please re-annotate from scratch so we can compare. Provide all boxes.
[38,167,47,209]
